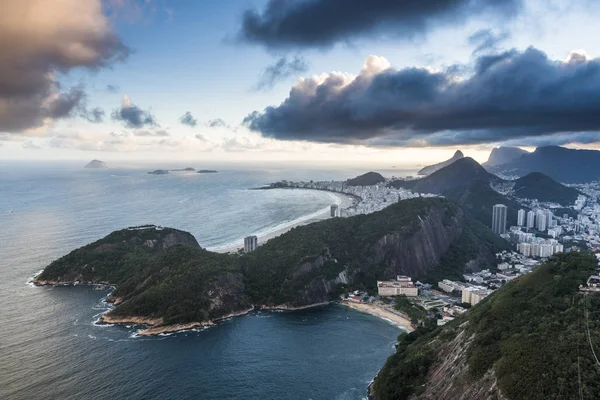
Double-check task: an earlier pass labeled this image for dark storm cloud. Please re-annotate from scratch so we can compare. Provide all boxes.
[47,87,87,119]
[0,0,129,133]
[255,56,309,90]
[179,111,198,127]
[112,100,158,128]
[468,29,510,54]
[238,0,522,50]
[244,48,600,147]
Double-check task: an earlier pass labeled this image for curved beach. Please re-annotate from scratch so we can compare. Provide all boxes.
[212,189,355,253]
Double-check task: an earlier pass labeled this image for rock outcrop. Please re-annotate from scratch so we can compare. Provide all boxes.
[418,150,463,176]
[84,159,108,168]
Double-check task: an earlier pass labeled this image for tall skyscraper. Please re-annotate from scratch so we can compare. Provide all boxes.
[492,204,507,235]
[244,235,258,252]
[517,209,526,226]
[526,210,535,229]
[536,213,547,231]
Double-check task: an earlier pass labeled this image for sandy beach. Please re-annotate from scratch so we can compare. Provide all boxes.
[341,301,414,332]
[213,189,355,253]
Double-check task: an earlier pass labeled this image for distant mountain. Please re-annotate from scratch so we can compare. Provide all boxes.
[512,172,581,205]
[84,159,107,168]
[392,157,494,195]
[489,145,600,183]
[417,150,463,176]
[444,180,522,228]
[346,171,385,186]
[482,146,528,168]
[372,252,600,400]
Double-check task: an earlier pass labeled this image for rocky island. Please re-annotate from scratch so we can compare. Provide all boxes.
[33,198,506,336]
[84,159,108,168]
[147,168,216,175]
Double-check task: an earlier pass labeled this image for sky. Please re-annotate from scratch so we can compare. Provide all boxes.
[2,0,600,167]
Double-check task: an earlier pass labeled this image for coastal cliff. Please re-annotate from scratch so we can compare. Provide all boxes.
[35,198,505,334]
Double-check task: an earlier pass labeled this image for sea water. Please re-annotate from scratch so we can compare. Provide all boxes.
[0,162,410,400]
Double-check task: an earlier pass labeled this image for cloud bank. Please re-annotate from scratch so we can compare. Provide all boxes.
[239,0,522,50]
[0,0,129,133]
[244,48,600,147]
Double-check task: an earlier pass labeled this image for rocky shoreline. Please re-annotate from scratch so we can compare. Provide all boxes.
[32,276,334,336]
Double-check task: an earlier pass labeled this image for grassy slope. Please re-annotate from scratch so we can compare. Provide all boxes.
[373,252,600,400]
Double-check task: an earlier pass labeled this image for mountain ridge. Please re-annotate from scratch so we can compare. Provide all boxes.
[417,150,464,176]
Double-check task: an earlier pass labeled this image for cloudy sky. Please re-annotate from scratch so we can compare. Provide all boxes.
[2,0,600,166]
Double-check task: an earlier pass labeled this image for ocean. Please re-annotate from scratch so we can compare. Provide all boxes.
[0,162,413,400]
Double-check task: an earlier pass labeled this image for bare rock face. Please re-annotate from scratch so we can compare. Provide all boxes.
[84,159,108,168]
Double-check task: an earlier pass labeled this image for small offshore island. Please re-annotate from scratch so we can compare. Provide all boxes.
[148,168,218,175]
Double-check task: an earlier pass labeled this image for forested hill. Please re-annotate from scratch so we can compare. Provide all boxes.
[35,198,506,329]
[513,172,581,205]
[372,252,600,400]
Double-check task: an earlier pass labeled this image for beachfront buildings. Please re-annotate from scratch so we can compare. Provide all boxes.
[492,204,507,234]
[330,204,339,217]
[377,275,418,297]
[244,235,258,253]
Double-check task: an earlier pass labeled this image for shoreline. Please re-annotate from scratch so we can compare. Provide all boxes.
[340,301,414,332]
[99,302,332,336]
[212,189,356,254]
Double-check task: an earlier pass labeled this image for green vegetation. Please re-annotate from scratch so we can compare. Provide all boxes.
[424,217,509,283]
[513,172,581,205]
[37,198,505,328]
[393,295,427,322]
[241,198,455,306]
[372,252,600,400]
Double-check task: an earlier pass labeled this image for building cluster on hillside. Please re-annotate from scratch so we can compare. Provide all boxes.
[267,179,437,217]
[377,275,419,297]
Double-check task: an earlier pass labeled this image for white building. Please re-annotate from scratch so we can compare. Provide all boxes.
[377,275,418,297]
[527,210,536,229]
[519,242,532,257]
[438,279,470,293]
[462,287,492,305]
[536,212,547,232]
[517,209,526,226]
[244,235,258,252]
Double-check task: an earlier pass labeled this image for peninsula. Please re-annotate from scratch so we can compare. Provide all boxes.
[33,198,505,335]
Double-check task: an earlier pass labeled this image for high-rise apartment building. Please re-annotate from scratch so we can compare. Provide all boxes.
[527,210,535,229]
[517,209,526,226]
[492,204,507,235]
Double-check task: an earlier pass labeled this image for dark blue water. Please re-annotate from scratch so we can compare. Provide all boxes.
[0,162,406,400]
